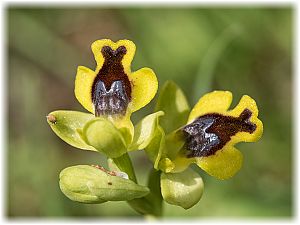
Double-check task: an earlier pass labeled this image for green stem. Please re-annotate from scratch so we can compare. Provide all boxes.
[129,169,163,217]
[111,153,137,182]
[110,153,163,217]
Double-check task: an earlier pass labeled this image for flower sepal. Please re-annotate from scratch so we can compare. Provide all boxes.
[47,110,136,159]
[47,110,96,151]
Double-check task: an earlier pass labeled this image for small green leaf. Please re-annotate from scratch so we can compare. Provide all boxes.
[128,111,164,151]
[59,165,150,204]
[160,168,204,209]
[155,81,190,134]
[82,118,127,158]
[47,110,96,151]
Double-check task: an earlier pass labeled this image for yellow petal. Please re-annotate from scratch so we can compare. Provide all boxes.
[188,91,232,123]
[128,68,158,112]
[74,66,96,113]
[91,39,136,74]
[196,146,243,180]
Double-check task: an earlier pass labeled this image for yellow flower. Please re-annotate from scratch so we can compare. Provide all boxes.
[165,91,263,180]
[74,39,158,135]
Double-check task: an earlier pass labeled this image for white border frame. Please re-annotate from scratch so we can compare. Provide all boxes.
[0,1,298,224]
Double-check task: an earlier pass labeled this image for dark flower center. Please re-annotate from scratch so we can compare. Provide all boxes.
[91,46,131,116]
[182,109,257,157]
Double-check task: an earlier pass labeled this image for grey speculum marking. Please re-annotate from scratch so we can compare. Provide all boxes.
[182,109,256,158]
[183,117,220,157]
[92,80,129,116]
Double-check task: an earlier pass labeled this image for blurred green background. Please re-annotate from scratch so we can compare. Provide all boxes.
[7,6,293,218]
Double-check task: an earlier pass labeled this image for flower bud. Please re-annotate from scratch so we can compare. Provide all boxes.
[59,165,149,203]
[160,168,204,209]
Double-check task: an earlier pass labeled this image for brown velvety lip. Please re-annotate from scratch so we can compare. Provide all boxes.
[182,108,256,157]
[91,46,132,116]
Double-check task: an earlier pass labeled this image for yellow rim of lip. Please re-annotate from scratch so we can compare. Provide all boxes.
[196,145,243,180]
[91,39,136,76]
[188,91,233,123]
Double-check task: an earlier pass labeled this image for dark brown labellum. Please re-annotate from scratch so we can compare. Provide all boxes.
[182,109,256,158]
[91,46,131,116]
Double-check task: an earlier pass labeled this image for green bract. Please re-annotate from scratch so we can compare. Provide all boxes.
[160,168,204,209]
[59,165,149,204]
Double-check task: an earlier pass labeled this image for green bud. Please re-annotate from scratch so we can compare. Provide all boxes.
[82,118,127,158]
[46,110,95,151]
[129,111,164,151]
[155,81,190,134]
[160,168,204,209]
[59,165,150,204]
